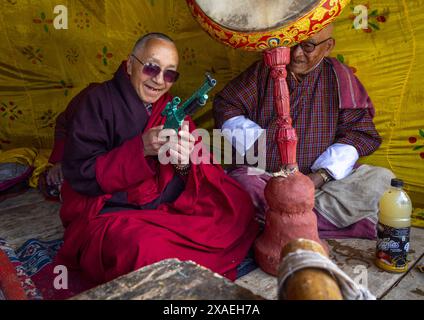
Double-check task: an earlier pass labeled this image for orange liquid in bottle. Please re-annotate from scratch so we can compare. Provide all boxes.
[375,178,412,273]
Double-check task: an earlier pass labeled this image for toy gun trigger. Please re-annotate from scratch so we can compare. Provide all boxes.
[161,96,182,130]
[161,96,181,116]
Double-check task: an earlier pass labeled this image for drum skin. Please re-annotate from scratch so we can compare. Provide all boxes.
[186,0,350,51]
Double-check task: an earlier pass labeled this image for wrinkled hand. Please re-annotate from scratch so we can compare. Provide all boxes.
[160,123,195,165]
[142,125,168,156]
[307,172,325,189]
[46,162,63,186]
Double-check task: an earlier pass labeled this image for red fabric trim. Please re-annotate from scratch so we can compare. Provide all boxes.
[328,57,376,117]
[0,250,28,300]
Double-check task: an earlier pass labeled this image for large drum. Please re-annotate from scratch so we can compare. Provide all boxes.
[186,0,350,51]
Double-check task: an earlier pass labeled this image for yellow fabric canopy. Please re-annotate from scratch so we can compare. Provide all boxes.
[0,0,423,207]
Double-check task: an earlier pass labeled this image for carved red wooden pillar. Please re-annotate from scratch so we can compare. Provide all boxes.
[254,47,323,276]
[263,47,297,166]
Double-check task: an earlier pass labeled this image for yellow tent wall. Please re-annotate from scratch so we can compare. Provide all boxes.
[0,0,423,207]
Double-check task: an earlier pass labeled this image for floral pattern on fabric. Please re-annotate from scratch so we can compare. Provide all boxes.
[0,0,422,206]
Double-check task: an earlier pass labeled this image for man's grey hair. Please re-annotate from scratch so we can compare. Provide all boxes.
[131,32,175,54]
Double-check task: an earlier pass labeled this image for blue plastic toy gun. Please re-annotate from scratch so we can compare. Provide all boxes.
[162,73,217,131]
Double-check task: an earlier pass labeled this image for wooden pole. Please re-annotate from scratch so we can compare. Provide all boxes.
[278,239,343,300]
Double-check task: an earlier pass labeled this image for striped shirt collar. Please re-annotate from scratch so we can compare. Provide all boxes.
[144,103,152,115]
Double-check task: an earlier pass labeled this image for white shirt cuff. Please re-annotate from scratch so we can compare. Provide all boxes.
[221,116,264,157]
[311,143,359,180]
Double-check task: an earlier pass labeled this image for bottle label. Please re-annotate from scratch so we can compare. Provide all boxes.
[376,223,410,272]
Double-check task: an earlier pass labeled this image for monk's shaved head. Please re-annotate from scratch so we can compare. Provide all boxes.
[132,32,175,55]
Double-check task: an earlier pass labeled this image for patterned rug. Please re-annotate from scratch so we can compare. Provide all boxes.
[0,238,257,300]
[0,238,93,300]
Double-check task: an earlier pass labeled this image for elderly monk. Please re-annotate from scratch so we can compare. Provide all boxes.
[213,25,394,239]
[55,33,259,285]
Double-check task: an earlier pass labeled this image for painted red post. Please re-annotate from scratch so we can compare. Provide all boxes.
[254,47,323,276]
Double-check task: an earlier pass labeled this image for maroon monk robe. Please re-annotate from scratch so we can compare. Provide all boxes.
[48,83,100,164]
[55,62,259,284]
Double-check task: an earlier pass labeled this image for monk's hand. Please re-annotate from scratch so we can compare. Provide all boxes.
[142,125,169,156]
[46,162,63,186]
[307,172,325,189]
[168,123,195,165]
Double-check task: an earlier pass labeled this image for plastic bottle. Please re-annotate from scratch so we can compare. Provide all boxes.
[375,178,412,273]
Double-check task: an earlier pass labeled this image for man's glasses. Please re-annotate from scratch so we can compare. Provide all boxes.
[293,37,333,53]
[131,54,179,83]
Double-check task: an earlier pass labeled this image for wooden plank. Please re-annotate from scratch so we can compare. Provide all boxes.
[236,227,424,300]
[382,255,424,300]
[0,200,63,249]
[0,189,45,212]
[235,268,277,300]
[73,259,263,300]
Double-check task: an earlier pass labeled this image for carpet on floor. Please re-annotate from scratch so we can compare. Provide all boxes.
[0,237,258,300]
[0,238,94,300]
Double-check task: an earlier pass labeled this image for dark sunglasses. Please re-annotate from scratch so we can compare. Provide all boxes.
[131,54,179,83]
[293,37,333,53]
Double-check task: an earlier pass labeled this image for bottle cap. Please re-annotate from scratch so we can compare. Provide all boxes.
[391,178,404,188]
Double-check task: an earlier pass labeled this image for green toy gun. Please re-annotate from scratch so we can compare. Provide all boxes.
[162,73,217,131]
